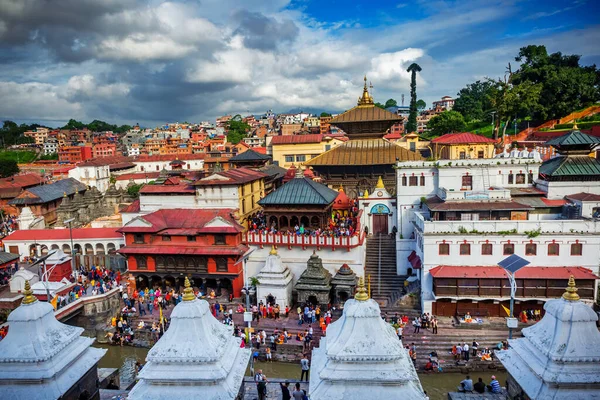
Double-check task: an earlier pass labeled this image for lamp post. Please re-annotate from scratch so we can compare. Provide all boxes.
[64,218,76,279]
[30,250,58,303]
[498,254,530,340]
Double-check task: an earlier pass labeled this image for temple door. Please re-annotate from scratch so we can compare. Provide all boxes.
[373,215,388,234]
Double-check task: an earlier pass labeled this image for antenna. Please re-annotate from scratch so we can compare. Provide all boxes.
[369,81,374,100]
[401,94,405,106]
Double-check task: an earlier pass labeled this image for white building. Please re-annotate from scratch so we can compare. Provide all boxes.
[132,154,205,172]
[0,280,106,399]
[68,160,111,193]
[256,246,293,308]
[309,279,426,399]
[496,277,600,399]
[127,144,141,157]
[128,278,250,399]
[395,130,600,315]
[432,95,455,110]
[43,138,58,155]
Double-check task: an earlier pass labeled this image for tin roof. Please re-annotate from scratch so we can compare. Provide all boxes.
[305,138,422,166]
[425,196,533,211]
[118,208,243,234]
[118,244,247,256]
[430,265,597,280]
[566,192,600,202]
[430,132,496,144]
[194,167,267,186]
[8,178,87,205]
[545,130,600,147]
[258,177,338,206]
[270,134,346,145]
[229,149,271,162]
[539,156,600,177]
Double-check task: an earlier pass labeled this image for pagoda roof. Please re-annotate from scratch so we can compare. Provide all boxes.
[545,129,600,147]
[305,138,422,167]
[118,208,243,234]
[258,177,338,206]
[539,155,600,177]
[229,148,271,162]
[333,187,350,209]
[329,105,402,125]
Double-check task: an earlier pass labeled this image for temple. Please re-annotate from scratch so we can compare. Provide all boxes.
[496,276,600,399]
[309,277,426,398]
[305,76,423,197]
[255,246,293,308]
[128,277,250,399]
[0,281,106,399]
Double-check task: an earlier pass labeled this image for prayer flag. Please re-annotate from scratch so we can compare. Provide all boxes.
[51,295,57,310]
[501,304,511,317]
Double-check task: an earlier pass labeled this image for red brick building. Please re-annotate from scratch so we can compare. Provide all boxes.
[58,145,93,163]
[118,209,248,296]
[92,143,117,158]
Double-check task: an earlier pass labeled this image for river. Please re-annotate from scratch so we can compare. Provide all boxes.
[96,345,507,399]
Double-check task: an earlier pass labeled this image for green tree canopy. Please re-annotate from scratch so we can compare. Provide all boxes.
[384,99,398,108]
[0,160,19,178]
[427,111,467,137]
[1,120,35,146]
[374,102,386,109]
[453,80,494,122]
[226,114,251,144]
[127,183,144,198]
[416,99,426,110]
[320,112,332,117]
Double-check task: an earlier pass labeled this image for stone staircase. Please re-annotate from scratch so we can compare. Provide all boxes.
[364,233,406,307]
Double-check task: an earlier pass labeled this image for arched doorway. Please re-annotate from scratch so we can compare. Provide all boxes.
[269,216,278,229]
[164,275,176,289]
[107,243,117,254]
[266,293,276,306]
[279,216,288,229]
[137,275,149,290]
[370,204,390,234]
[95,243,105,255]
[338,290,349,303]
[290,216,299,228]
[300,216,309,228]
[308,295,318,306]
[62,244,71,254]
[84,243,94,255]
[50,244,60,252]
[310,216,320,228]
[40,245,49,256]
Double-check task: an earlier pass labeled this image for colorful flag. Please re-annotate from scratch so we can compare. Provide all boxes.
[501,304,511,317]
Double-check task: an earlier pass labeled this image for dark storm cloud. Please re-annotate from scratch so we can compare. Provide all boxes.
[232,10,299,50]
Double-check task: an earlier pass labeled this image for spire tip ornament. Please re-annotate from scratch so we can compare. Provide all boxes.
[182,277,196,302]
[562,275,580,301]
[269,245,277,255]
[354,276,369,301]
[22,280,37,305]
[357,75,374,107]
[375,176,385,189]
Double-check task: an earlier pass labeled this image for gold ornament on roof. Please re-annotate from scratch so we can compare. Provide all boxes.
[375,176,385,189]
[562,275,580,301]
[22,280,37,305]
[269,245,278,255]
[363,189,369,198]
[182,277,196,302]
[354,276,369,301]
[357,75,374,107]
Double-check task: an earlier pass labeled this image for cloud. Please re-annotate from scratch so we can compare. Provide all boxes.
[233,10,299,50]
[523,1,587,21]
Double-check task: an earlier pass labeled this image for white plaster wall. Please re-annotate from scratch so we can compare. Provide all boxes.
[245,244,365,287]
[133,159,204,172]
[69,165,110,193]
[257,284,293,309]
[139,194,198,212]
[4,237,125,261]
[196,186,239,209]
[536,179,600,199]
[122,212,143,226]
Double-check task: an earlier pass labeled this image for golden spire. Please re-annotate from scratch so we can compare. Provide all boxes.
[573,121,579,130]
[375,176,385,189]
[269,245,277,255]
[355,276,369,301]
[562,275,580,301]
[22,280,37,305]
[357,75,374,107]
[363,189,369,198]
[338,184,344,192]
[63,192,67,197]
[182,277,196,302]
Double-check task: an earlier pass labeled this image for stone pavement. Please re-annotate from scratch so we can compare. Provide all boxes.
[447,389,507,399]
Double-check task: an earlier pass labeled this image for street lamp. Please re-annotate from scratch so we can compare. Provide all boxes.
[30,250,58,303]
[64,218,77,279]
[498,254,530,339]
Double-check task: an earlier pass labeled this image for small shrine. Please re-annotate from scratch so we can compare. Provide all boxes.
[9,266,38,293]
[331,263,357,306]
[128,277,250,400]
[309,277,426,399]
[358,176,396,235]
[256,246,293,308]
[496,276,600,399]
[294,252,332,305]
[0,281,106,399]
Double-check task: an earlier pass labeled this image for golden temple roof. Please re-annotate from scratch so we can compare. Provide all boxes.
[305,138,423,167]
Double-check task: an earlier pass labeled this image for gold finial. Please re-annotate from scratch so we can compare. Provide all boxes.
[573,121,579,130]
[182,277,196,302]
[355,276,369,301]
[22,280,37,305]
[562,275,580,301]
[338,185,344,192]
[363,189,369,198]
[357,75,374,107]
[63,192,67,197]
[375,176,385,189]
[269,245,277,255]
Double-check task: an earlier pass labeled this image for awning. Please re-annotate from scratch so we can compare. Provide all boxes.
[407,251,422,269]
[429,265,598,280]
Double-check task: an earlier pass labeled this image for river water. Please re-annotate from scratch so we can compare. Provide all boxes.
[96,345,507,399]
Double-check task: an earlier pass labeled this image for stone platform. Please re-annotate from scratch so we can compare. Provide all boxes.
[447,389,507,399]
[242,378,308,400]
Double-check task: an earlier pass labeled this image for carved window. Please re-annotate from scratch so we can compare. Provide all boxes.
[214,234,226,245]
[216,257,228,272]
[196,257,208,272]
[409,176,418,186]
[136,256,147,270]
[461,175,472,190]
[401,176,407,186]
[571,243,582,256]
[162,235,171,242]
[459,243,471,255]
[133,233,144,244]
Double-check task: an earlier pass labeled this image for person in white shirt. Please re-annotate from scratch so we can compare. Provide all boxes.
[397,326,403,340]
[463,343,470,361]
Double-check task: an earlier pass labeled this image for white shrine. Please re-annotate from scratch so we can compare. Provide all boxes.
[309,277,426,399]
[496,276,600,399]
[128,277,250,400]
[256,246,293,308]
[0,280,106,399]
[9,266,39,293]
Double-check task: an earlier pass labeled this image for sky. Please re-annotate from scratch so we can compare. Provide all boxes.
[0,0,599,128]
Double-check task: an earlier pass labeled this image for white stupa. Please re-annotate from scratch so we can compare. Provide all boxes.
[309,277,426,399]
[0,280,106,399]
[128,277,250,400]
[9,266,38,293]
[496,276,600,399]
[256,246,293,308]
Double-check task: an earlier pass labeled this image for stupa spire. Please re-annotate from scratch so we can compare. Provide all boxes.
[269,245,278,255]
[354,276,369,301]
[357,75,374,107]
[562,275,580,301]
[21,280,37,305]
[375,176,385,189]
[182,277,195,302]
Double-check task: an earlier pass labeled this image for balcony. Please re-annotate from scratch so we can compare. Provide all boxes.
[413,212,600,235]
[244,231,366,251]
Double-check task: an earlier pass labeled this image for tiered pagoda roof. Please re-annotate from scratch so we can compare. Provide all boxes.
[540,129,600,180]
[258,176,338,206]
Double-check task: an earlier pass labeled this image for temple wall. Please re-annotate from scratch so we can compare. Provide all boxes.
[246,244,365,285]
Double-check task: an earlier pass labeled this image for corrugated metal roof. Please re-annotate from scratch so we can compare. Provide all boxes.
[566,192,600,202]
[229,149,271,161]
[8,178,86,205]
[425,196,533,211]
[545,130,600,147]
[431,132,496,144]
[118,244,247,256]
[0,252,19,265]
[430,265,597,280]
[540,156,600,177]
[259,164,287,180]
[258,177,338,206]
[305,138,422,166]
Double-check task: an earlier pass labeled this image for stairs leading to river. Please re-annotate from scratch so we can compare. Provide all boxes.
[364,234,406,307]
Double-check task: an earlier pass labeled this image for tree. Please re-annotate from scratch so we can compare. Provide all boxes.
[320,112,332,117]
[0,160,19,178]
[374,102,386,109]
[406,63,422,133]
[427,111,467,137]
[512,45,600,121]
[416,99,426,110]
[384,99,398,108]
[226,114,251,144]
[453,80,494,122]
[127,183,144,198]
[62,119,86,130]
